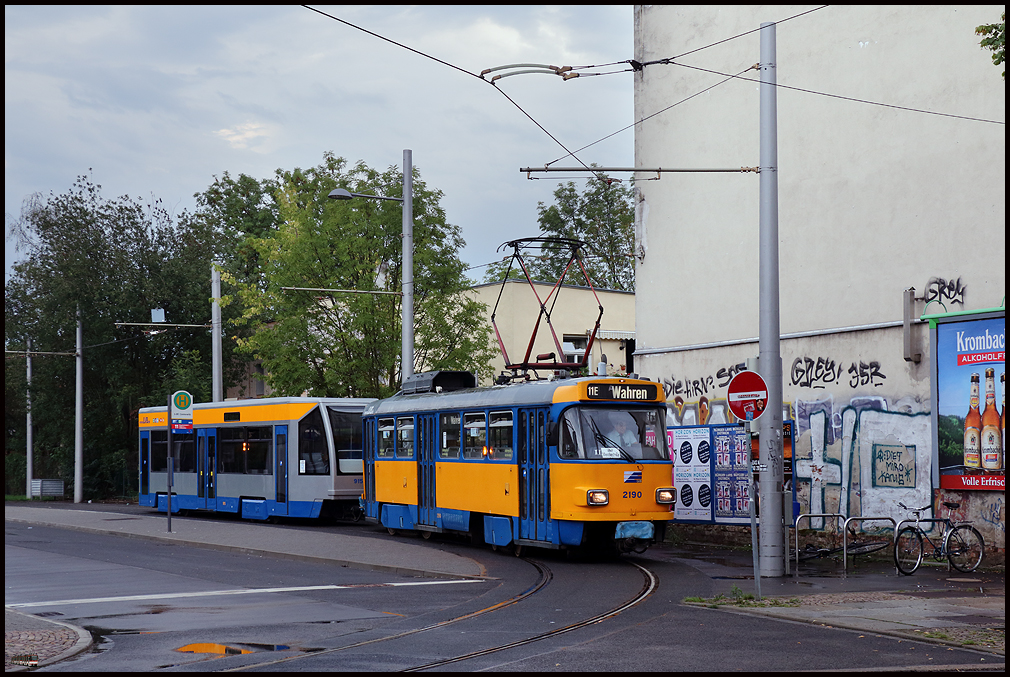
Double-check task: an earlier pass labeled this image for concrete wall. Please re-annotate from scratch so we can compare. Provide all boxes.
[633,5,1005,551]
[470,279,636,382]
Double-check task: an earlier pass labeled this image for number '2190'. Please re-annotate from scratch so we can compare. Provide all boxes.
[623,491,642,499]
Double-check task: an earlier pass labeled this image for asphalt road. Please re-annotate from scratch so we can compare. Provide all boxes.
[5,517,1001,672]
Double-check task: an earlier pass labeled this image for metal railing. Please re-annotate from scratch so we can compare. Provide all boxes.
[842,516,895,576]
[793,513,844,578]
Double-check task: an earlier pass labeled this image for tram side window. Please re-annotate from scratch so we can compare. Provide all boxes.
[328,408,363,463]
[149,431,196,471]
[396,417,415,458]
[219,426,274,474]
[463,413,486,459]
[559,408,584,459]
[298,408,329,475]
[245,426,272,474]
[439,413,461,459]
[377,418,395,458]
[173,432,196,472]
[151,431,168,471]
[488,411,513,460]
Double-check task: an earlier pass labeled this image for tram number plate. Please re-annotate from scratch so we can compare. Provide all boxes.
[587,383,657,401]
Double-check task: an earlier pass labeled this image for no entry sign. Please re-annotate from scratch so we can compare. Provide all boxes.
[727,371,768,421]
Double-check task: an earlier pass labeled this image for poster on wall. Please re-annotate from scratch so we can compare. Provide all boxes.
[671,427,713,522]
[712,426,751,524]
[933,311,1005,491]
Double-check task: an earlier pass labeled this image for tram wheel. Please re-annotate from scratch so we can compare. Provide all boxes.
[514,544,524,557]
[421,530,432,540]
[387,527,397,536]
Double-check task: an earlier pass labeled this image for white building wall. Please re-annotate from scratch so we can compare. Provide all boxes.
[633,5,1005,550]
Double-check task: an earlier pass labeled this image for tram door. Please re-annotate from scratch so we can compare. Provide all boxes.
[196,428,216,510]
[364,418,378,520]
[417,414,437,527]
[518,407,551,542]
[140,432,150,498]
[274,425,288,516]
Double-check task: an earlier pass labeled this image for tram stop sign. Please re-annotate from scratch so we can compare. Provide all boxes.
[170,390,194,431]
[726,371,768,422]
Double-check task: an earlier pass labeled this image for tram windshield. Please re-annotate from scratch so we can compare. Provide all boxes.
[559,407,668,461]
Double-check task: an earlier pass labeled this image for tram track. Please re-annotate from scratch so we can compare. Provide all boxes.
[221,557,657,673]
[402,558,658,672]
[220,558,553,672]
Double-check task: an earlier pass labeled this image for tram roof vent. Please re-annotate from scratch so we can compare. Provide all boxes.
[401,370,477,395]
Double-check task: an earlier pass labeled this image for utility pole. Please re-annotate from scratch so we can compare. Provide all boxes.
[75,308,84,503]
[402,149,414,381]
[758,21,785,577]
[26,338,33,498]
[211,264,224,402]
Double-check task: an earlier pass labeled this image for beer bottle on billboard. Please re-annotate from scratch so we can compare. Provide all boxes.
[981,368,1001,471]
[1001,372,1005,471]
[963,373,981,470]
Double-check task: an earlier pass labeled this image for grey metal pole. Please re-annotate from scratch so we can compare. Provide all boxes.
[26,338,33,498]
[166,391,173,532]
[211,264,223,402]
[745,357,761,596]
[75,308,84,503]
[402,149,414,382]
[758,21,784,577]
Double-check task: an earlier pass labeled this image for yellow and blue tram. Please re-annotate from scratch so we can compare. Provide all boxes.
[362,371,675,552]
[138,397,374,520]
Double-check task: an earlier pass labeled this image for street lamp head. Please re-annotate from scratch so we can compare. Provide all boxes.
[327,187,403,203]
[327,188,353,200]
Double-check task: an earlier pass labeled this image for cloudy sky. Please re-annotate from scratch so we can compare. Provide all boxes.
[5,5,635,281]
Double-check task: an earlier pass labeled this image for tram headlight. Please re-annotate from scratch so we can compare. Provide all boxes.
[587,489,609,506]
[656,488,676,505]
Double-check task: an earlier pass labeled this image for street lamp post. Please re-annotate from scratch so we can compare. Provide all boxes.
[327,149,414,384]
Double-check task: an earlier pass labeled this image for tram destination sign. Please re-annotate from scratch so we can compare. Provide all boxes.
[587,382,658,401]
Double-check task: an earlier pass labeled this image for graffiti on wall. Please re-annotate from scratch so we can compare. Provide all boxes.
[662,362,747,401]
[924,276,966,307]
[789,356,887,389]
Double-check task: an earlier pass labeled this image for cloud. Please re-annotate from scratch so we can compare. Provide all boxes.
[213,122,270,150]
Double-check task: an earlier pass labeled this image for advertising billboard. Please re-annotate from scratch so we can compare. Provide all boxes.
[931,310,1005,491]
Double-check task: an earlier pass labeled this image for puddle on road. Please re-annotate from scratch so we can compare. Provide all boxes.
[175,642,291,655]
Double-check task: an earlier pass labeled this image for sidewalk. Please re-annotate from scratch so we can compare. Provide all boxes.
[5,503,1006,670]
[654,541,1005,657]
[4,608,91,671]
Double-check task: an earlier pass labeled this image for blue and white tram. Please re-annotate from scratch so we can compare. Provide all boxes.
[138,397,374,520]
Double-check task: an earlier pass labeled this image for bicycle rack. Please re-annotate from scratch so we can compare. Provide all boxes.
[842,516,895,577]
[792,513,844,579]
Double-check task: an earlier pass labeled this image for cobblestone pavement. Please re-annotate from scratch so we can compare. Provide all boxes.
[4,609,92,671]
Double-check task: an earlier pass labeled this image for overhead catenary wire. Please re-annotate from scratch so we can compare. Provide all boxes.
[300,5,609,182]
[668,61,1005,125]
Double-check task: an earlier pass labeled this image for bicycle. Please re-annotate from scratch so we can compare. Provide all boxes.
[893,501,985,575]
[794,525,890,562]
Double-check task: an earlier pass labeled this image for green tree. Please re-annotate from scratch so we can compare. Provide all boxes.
[531,172,635,291]
[976,12,1005,79]
[5,175,230,498]
[225,153,495,398]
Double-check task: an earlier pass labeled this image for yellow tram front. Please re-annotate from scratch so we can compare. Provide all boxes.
[362,372,674,553]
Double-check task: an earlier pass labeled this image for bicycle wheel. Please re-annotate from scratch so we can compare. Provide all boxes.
[946,525,984,573]
[795,544,830,561]
[847,540,889,556]
[894,527,923,575]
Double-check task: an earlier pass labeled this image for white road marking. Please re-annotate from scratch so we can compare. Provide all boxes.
[6,579,485,608]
